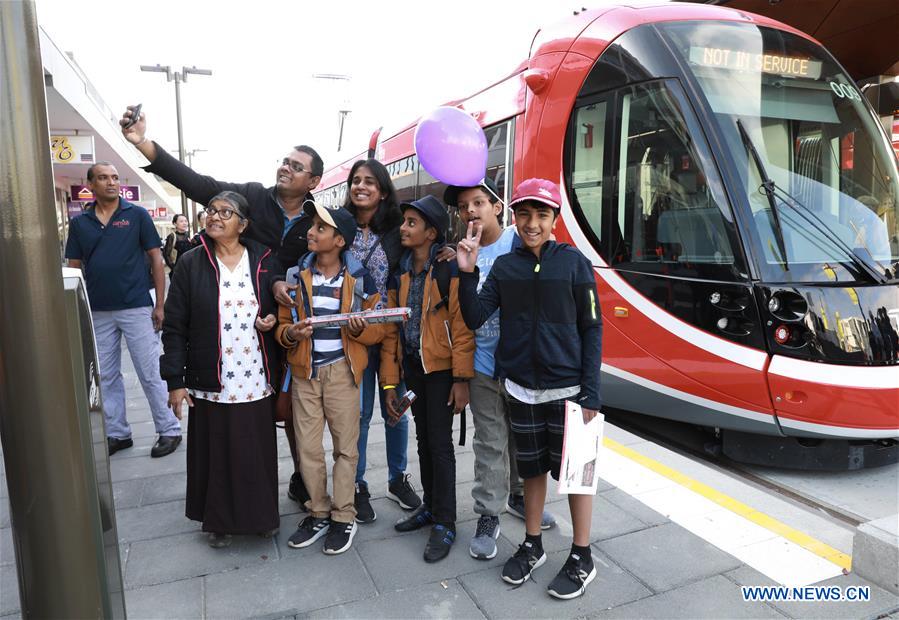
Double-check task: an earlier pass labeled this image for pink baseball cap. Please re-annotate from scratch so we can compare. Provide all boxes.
[508,178,562,210]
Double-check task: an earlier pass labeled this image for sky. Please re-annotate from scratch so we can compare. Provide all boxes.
[36,0,665,185]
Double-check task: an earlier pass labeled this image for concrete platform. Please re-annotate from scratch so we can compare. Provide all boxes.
[2,348,898,619]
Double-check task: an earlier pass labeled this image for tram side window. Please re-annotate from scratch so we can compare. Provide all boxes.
[388,155,418,205]
[570,102,608,249]
[610,82,744,281]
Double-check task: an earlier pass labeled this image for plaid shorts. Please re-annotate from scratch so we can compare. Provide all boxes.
[506,396,566,480]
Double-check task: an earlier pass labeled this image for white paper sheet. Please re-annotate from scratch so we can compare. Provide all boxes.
[558,400,604,495]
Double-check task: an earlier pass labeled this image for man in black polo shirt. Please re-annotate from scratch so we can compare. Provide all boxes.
[120,106,321,504]
[65,162,182,458]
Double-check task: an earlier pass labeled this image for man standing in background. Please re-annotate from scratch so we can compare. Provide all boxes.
[65,162,182,458]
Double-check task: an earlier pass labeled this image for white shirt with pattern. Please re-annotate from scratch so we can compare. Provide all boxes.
[190,249,273,404]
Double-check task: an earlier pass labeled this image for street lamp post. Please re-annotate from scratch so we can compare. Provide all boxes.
[185,148,207,232]
[140,64,212,218]
[312,73,351,152]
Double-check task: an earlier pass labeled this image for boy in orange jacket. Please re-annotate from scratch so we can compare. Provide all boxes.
[380,195,474,563]
[276,204,385,555]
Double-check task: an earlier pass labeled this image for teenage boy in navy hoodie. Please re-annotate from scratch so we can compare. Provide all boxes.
[379,195,474,563]
[456,179,602,600]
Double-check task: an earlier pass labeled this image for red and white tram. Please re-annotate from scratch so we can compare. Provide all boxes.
[315,3,899,468]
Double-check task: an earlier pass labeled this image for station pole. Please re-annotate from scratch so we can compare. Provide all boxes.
[0,2,116,616]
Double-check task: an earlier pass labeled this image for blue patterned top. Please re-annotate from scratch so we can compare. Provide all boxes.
[351,228,389,309]
[403,259,431,358]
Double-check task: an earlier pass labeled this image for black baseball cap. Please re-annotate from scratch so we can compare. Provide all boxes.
[443,176,500,208]
[303,201,358,245]
[400,195,449,242]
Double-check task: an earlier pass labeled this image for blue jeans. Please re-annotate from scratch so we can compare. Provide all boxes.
[356,346,408,485]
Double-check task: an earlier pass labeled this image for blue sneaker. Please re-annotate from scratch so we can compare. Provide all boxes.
[395,504,433,532]
[507,494,556,530]
[424,524,455,563]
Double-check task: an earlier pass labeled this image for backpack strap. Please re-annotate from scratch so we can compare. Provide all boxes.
[431,260,452,312]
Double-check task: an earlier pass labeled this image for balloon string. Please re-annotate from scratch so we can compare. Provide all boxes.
[481,178,506,207]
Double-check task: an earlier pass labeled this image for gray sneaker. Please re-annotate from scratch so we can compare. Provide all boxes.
[507,494,557,530]
[469,515,500,560]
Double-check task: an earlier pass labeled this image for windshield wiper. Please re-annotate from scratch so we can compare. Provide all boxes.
[735,120,889,285]
[736,119,789,270]
[769,185,889,284]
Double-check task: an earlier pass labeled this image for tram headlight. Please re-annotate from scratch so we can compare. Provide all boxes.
[716,317,729,330]
[768,296,781,313]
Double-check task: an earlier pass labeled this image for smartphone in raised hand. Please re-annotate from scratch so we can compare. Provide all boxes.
[123,103,142,130]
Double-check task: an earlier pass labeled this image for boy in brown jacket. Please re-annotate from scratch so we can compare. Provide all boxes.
[276,204,385,555]
[380,195,474,563]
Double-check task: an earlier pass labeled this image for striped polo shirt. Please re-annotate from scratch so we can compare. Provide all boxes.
[310,266,346,368]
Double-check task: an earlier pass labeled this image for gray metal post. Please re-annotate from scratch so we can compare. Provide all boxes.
[0,2,123,617]
[173,72,188,218]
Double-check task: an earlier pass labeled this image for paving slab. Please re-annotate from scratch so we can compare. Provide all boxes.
[356,518,516,592]
[0,502,8,529]
[125,529,278,588]
[0,564,20,616]
[204,547,376,618]
[0,530,12,567]
[113,478,145,510]
[591,573,785,619]
[459,548,651,619]
[852,514,899,595]
[116,500,197,543]
[597,521,741,593]
[599,487,669,527]
[124,576,204,619]
[303,578,485,619]
[111,448,187,483]
[139,472,187,507]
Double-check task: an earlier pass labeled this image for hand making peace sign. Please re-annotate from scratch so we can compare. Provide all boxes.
[455,220,482,272]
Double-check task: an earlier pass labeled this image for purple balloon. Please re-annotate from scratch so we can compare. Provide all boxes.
[414,107,488,187]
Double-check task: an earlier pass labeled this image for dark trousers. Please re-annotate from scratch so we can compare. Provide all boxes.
[403,356,456,527]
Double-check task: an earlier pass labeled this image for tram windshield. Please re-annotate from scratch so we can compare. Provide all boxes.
[661,22,899,283]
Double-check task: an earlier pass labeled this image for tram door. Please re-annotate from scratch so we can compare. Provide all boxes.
[569,79,773,418]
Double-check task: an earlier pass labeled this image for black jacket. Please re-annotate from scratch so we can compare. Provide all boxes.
[160,236,279,392]
[458,241,602,410]
[144,145,311,273]
[163,231,194,270]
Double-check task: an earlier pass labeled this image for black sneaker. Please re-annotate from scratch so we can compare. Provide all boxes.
[423,524,455,563]
[288,472,310,510]
[354,482,377,523]
[502,540,547,585]
[286,516,330,549]
[547,552,597,600]
[394,504,434,532]
[322,520,357,555]
[387,474,422,510]
[507,494,556,530]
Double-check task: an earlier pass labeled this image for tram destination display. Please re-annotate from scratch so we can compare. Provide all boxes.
[689,46,823,79]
